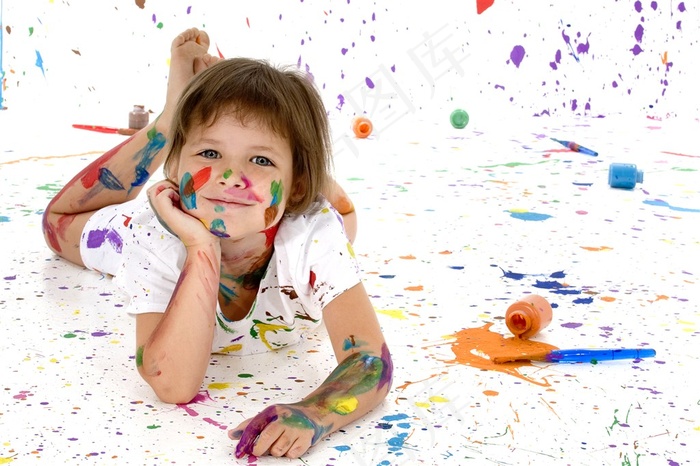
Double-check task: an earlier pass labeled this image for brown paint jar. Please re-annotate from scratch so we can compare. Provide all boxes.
[128,104,149,130]
[505,294,553,339]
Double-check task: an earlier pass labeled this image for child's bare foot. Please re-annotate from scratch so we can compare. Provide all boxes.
[163,28,220,120]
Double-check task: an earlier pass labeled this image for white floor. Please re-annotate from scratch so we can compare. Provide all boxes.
[1,110,698,465]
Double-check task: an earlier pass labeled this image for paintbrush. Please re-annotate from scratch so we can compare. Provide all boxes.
[492,348,656,364]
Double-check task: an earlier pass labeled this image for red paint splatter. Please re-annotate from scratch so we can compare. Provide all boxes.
[309,270,316,288]
[246,17,250,28]
[477,0,495,14]
[192,166,212,191]
[262,223,279,248]
[215,44,225,58]
[122,215,132,227]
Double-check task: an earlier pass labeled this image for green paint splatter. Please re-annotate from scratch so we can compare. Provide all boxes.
[238,373,254,378]
[146,424,161,429]
[156,22,164,29]
[135,346,144,367]
[63,333,77,339]
[28,27,34,36]
[223,169,233,179]
[480,160,552,168]
[270,180,283,206]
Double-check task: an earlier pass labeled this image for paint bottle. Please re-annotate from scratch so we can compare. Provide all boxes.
[608,163,644,189]
[505,294,553,339]
[352,116,373,138]
[128,105,149,130]
[450,108,469,129]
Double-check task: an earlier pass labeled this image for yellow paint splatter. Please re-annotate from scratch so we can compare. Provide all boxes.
[429,395,449,403]
[0,457,15,464]
[332,396,358,415]
[207,382,231,390]
[346,242,355,259]
[217,344,243,354]
[415,401,430,408]
[376,309,408,320]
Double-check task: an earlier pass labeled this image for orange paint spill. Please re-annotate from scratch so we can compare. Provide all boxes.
[441,323,558,387]
[483,390,499,396]
[405,285,424,291]
[400,254,416,260]
[600,296,616,302]
[581,246,613,251]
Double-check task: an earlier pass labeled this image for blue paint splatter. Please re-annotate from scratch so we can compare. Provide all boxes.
[643,199,700,213]
[507,210,552,221]
[35,50,45,76]
[98,168,125,190]
[130,133,166,192]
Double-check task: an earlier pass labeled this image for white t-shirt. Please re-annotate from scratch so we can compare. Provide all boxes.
[80,196,361,355]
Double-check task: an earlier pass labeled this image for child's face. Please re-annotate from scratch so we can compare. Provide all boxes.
[172,115,294,240]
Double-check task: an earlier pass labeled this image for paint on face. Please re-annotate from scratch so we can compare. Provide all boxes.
[180,167,212,210]
[209,218,230,238]
[264,180,284,227]
[223,168,233,179]
[180,172,197,209]
[262,223,280,248]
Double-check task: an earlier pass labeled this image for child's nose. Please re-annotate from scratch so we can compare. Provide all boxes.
[218,169,250,189]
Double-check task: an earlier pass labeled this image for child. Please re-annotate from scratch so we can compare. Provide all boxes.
[42,28,392,459]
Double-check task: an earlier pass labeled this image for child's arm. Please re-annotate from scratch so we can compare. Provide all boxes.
[230,282,392,459]
[134,180,223,404]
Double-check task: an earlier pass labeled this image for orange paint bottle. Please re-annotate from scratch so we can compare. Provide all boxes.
[505,294,553,339]
[352,116,373,138]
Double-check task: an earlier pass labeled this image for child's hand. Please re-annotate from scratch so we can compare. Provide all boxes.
[229,404,329,459]
[147,180,217,248]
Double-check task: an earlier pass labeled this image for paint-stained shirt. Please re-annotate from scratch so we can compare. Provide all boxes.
[79,195,361,355]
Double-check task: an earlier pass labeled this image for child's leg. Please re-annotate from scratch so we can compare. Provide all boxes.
[43,28,217,266]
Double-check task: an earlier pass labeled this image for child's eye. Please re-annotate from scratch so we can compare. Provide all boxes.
[198,149,220,159]
[251,156,273,167]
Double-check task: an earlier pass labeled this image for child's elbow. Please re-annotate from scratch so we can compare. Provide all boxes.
[138,367,201,405]
[148,377,201,405]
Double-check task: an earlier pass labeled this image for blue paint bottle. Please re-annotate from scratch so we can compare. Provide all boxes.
[608,163,644,189]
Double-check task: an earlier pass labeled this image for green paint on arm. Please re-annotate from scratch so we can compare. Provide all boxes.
[135,345,144,367]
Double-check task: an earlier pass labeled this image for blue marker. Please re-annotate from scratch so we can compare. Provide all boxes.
[494,348,656,364]
[550,137,598,156]
[545,348,656,363]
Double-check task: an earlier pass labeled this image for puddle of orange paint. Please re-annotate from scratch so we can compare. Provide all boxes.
[441,323,559,387]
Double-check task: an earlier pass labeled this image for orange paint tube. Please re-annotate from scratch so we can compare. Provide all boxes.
[352,116,373,138]
[505,294,553,339]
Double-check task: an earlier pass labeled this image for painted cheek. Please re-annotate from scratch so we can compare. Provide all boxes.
[180,172,197,209]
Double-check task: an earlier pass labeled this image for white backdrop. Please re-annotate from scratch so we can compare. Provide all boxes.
[1,0,698,132]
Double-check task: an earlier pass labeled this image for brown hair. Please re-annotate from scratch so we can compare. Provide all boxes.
[164,57,332,214]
